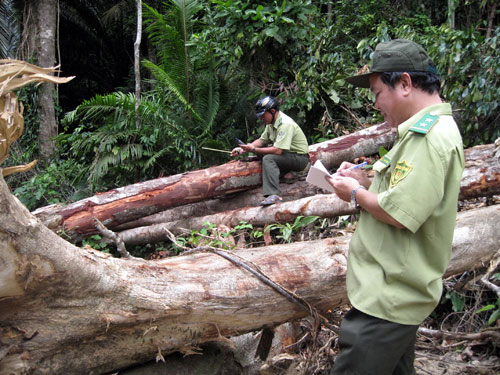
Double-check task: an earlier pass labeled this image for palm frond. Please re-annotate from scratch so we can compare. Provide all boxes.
[0,0,19,59]
[89,143,144,185]
[193,58,220,139]
[169,0,203,42]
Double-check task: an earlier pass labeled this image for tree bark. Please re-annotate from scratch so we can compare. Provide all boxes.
[1,168,500,374]
[33,123,395,240]
[308,122,395,166]
[35,0,59,159]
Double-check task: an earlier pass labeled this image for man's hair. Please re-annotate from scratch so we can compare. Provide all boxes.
[380,65,441,95]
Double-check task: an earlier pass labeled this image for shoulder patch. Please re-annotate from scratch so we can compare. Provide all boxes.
[390,160,413,188]
[409,112,439,135]
[379,155,391,166]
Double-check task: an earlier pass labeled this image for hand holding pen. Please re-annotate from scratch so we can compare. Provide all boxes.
[326,161,371,197]
[334,161,368,176]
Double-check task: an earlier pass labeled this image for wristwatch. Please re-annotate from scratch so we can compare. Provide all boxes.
[350,185,366,209]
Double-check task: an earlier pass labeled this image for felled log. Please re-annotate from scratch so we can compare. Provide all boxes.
[118,193,353,245]
[459,138,500,200]
[113,180,321,232]
[32,123,395,241]
[1,166,499,375]
[308,122,394,165]
[117,140,500,245]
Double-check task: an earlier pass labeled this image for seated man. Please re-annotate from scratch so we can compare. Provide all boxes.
[231,96,309,206]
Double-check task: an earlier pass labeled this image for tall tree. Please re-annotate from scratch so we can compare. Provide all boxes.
[16,0,59,159]
[134,0,142,129]
[36,0,58,159]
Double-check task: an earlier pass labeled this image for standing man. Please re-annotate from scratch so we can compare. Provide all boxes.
[231,96,309,206]
[326,39,464,374]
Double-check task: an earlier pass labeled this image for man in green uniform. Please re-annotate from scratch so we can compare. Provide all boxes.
[231,96,309,206]
[326,39,465,374]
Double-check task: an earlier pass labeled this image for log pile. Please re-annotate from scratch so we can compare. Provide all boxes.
[1,127,499,375]
[33,129,500,245]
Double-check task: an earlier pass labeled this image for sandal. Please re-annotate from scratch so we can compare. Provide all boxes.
[260,194,283,206]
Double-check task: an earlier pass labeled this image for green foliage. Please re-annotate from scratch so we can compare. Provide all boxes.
[174,221,237,252]
[81,235,113,254]
[352,22,500,147]
[0,0,19,58]
[265,215,319,243]
[11,159,85,210]
[201,1,499,147]
[475,273,500,326]
[61,0,245,191]
[445,291,466,312]
[476,297,500,326]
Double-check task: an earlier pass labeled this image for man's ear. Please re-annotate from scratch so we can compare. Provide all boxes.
[399,72,413,96]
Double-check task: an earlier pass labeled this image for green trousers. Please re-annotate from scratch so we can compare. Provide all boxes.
[261,152,309,196]
[331,308,419,375]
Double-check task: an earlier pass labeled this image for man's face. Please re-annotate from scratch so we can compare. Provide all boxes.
[369,73,405,128]
[260,110,274,125]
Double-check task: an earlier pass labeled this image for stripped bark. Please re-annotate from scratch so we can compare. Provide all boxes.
[1,159,499,375]
[36,160,263,241]
[32,123,396,241]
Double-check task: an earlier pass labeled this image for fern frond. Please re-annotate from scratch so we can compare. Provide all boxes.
[143,59,203,122]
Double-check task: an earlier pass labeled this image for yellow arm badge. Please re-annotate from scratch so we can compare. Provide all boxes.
[390,160,413,188]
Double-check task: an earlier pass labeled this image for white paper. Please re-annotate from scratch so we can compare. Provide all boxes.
[306,160,334,192]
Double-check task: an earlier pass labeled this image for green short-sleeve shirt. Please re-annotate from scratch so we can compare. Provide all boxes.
[347,103,465,325]
[259,112,309,154]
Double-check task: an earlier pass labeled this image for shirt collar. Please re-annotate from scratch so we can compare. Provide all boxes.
[269,111,283,129]
[397,103,452,138]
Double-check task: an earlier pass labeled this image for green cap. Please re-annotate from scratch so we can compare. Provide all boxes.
[345,39,437,88]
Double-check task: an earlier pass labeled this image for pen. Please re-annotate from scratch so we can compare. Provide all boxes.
[349,161,368,170]
[330,161,369,177]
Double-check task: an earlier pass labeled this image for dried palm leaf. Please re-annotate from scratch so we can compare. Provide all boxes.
[0,59,74,173]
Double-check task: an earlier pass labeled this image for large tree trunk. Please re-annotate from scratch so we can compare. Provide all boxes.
[1,168,499,374]
[32,124,395,240]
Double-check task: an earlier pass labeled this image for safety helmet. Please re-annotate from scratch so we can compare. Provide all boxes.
[255,96,279,117]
